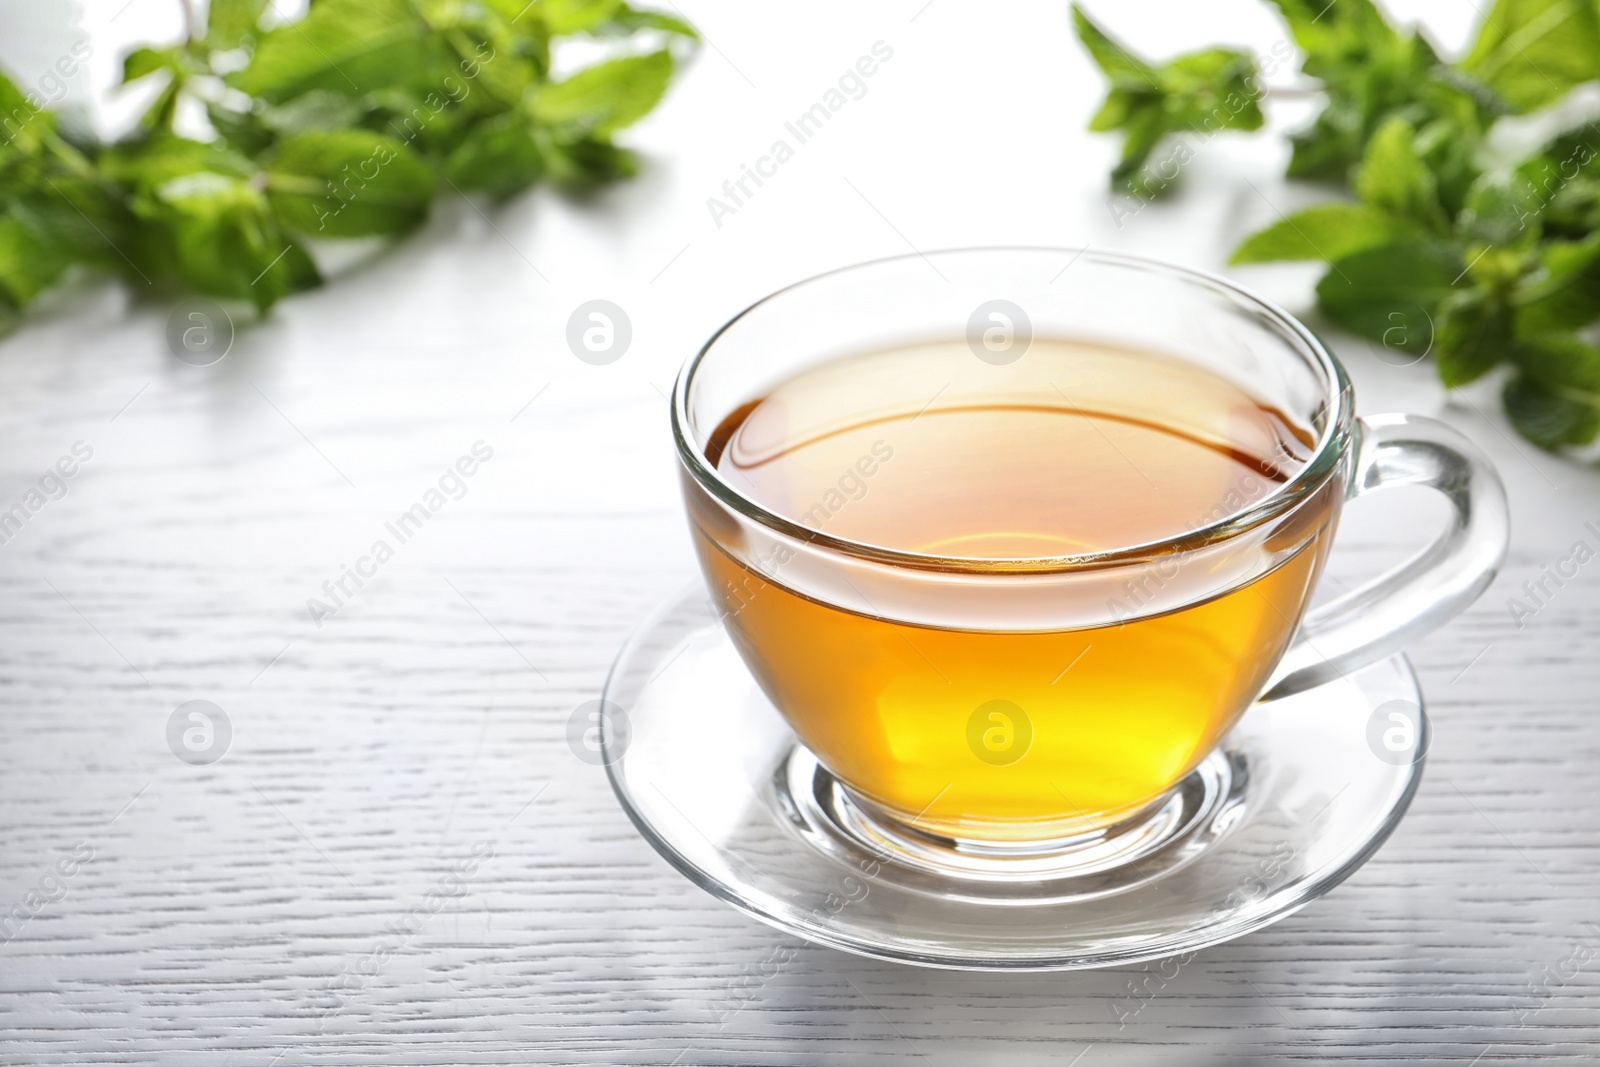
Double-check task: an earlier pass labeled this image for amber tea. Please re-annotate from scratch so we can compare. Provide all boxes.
[692,338,1336,840]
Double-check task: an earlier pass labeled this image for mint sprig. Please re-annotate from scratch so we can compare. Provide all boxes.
[1072,7,1263,196]
[1073,0,1600,452]
[0,0,694,321]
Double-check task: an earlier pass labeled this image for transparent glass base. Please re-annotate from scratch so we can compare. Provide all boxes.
[602,586,1428,971]
[791,747,1243,899]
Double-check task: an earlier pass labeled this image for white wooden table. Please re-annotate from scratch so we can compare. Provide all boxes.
[1,1,1595,1063]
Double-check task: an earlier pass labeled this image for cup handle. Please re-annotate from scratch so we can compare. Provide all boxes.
[1259,413,1510,702]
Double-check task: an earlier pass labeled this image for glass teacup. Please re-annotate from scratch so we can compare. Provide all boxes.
[673,248,1508,860]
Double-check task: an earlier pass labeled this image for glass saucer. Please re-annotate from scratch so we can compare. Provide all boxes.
[601,585,1427,971]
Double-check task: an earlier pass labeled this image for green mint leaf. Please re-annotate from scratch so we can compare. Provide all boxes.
[1072,5,1157,85]
[1433,289,1513,387]
[1073,6,1260,193]
[7,192,123,270]
[1231,202,1410,264]
[252,241,322,308]
[1086,85,1135,133]
[137,171,321,308]
[1072,6,1167,188]
[1262,0,1397,79]
[1515,233,1600,335]
[1513,332,1600,390]
[122,46,178,85]
[1546,176,1600,238]
[1507,333,1600,451]
[1355,116,1447,229]
[1267,3,1470,185]
[1530,126,1600,237]
[0,70,49,153]
[139,80,184,134]
[443,114,545,198]
[533,49,673,135]
[266,129,433,237]
[0,212,69,306]
[604,5,698,37]
[1106,111,1170,193]
[1314,239,1464,342]
[1460,0,1600,113]
[363,88,470,156]
[206,100,275,157]
[1163,48,1266,130]
[1504,369,1600,448]
[102,137,257,190]
[1285,97,1364,181]
[232,0,434,103]
[207,0,270,48]
[433,28,529,110]
[260,90,366,135]
[1537,122,1600,174]
[0,66,30,115]
[526,0,625,34]
[1411,76,1501,214]
[542,132,637,186]
[1456,164,1546,249]
[0,290,19,336]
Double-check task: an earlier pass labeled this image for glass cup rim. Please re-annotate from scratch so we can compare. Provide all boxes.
[671,245,1354,575]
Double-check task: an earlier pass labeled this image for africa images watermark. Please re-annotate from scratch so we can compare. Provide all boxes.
[1515,923,1600,1024]
[1111,948,1199,1029]
[1110,840,1297,1027]
[718,853,883,1024]
[0,39,93,147]
[0,841,95,946]
[1507,139,1596,234]
[705,40,895,229]
[1505,519,1600,629]
[306,441,495,627]
[1102,436,1301,625]
[305,40,499,231]
[308,839,495,1029]
[0,441,94,549]
[714,440,894,623]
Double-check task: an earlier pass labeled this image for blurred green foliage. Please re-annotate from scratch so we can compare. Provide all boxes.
[0,0,695,321]
[1075,0,1600,450]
